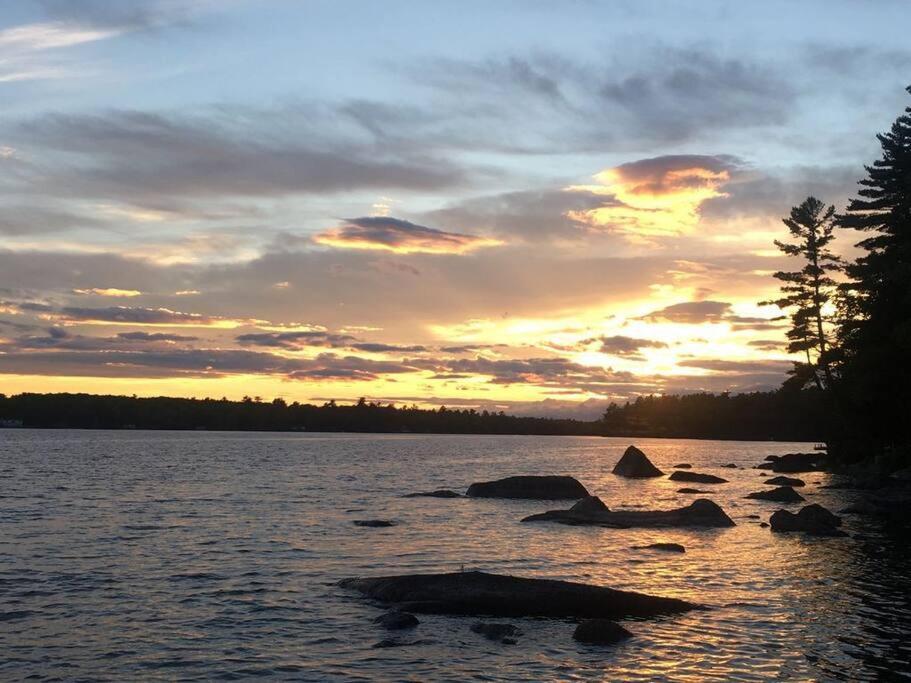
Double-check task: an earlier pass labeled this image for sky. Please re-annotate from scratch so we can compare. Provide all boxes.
[0,0,909,418]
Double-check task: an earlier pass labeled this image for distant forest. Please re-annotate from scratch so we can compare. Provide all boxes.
[0,390,825,441]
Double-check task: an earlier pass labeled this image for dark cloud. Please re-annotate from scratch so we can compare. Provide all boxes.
[351,342,428,353]
[591,335,667,357]
[411,355,637,388]
[0,206,107,236]
[117,331,198,342]
[677,359,793,374]
[641,300,732,324]
[610,154,740,194]
[235,330,356,349]
[314,216,501,254]
[7,301,223,325]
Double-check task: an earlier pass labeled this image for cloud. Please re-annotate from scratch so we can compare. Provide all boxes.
[235,330,356,349]
[34,0,193,31]
[11,302,228,326]
[677,359,793,374]
[641,300,732,324]
[117,331,198,342]
[568,155,738,239]
[73,288,142,297]
[313,216,503,255]
[590,335,668,358]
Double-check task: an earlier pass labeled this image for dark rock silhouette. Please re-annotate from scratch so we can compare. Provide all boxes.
[634,542,685,553]
[403,489,462,498]
[470,622,520,642]
[669,471,728,484]
[746,486,805,503]
[372,638,433,648]
[373,610,419,630]
[522,497,735,528]
[466,475,589,499]
[353,519,397,528]
[769,504,845,536]
[570,495,609,515]
[612,445,664,478]
[677,488,711,494]
[721,463,738,468]
[573,619,633,645]
[756,452,826,473]
[339,570,696,618]
[764,476,806,487]
[673,463,693,469]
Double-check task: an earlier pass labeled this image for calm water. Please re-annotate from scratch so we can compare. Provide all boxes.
[1,430,909,682]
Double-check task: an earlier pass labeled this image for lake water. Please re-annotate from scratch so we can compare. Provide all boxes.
[1,430,909,681]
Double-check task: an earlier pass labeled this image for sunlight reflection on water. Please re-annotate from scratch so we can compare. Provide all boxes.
[0,430,909,681]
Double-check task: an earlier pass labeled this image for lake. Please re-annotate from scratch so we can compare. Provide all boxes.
[1,430,909,681]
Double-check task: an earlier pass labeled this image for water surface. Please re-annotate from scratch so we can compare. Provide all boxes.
[1,430,909,681]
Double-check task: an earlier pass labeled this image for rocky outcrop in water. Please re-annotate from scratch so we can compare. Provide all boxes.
[677,488,711,494]
[521,497,735,528]
[634,542,685,553]
[764,476,806,487]
[668,471,728,484]
[673,463,692,469]
[746,486,805,503]
[470,622,520,643]
[403,489,462,498]
[573,619,633,645]
[373,610,419,630]
[769,504,845,536]
[466,475,589,500]
[612,446,664,478]
[353,519,397,528]
[757,452,827,473]
[339,570,697,618]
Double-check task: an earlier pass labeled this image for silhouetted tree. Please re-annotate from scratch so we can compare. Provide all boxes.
[764,196,841,392]
[836,85,911,454]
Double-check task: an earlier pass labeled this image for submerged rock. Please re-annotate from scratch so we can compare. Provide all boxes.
[573,619,633,645]
[721,463,739,469]
[470,622,521,642]
[677,488,711,494]
[634,542,685,553]
[466,475,589,500]
[673,463,693,469]
[612,446,664,478]
[403,489,462,498]
[339,570,697,618]
[746,486,805,503]
[569,495,610,515]
[522,497,735,528]
[373,610,419,630]
[669,471,728,484]
[764,476,806,487]
[769,504,846,537]
[353,519,397,528]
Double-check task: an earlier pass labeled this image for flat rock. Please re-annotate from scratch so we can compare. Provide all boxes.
[673,463,692,469]
[634,542,685,553]
[612,446,664,478]
[764,476,805,487]
[373,610,419,630]
[770,504,846,537]
[339,570,697,619]
[669,471,728,484]
[372,638,433,648]
[353,519,397,528]
[403,489,462,498]
[677,488,711,494]
[573,619,633,645]
[470,622,520,642]
[746,486,805,503]
[721,463,738,469]
[756,452,826,473]
[522,497,735,528]
[466,475,589,500]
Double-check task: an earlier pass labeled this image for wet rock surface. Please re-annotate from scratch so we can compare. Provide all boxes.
[769,504,846,536]
[669,471,729,484]
[466,475,589,500]
[373,610,419,630]
[353,519,397,528]
[403,489,463,498]
[764,476,806,487]
[470,622,521,642]
[746,486,805,503]
[522,497,735,528]
[573,619,633,645]
[612,446,664,478]
[634,542,685,553]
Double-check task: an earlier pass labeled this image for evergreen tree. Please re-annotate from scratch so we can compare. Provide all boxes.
[837,85,911,451]
[765,197,841,392]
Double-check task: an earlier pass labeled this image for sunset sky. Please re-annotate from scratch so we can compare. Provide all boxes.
[0,0,908,418]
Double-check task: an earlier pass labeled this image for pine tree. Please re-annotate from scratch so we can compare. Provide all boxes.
[837,85,911,450]
[765,197,841,392]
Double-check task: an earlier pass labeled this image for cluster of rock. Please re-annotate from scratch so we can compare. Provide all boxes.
[756,452,827,473]
[770,504,846,536]
[521,496,735,528]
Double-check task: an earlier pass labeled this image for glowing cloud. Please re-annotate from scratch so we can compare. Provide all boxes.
[313,216,503,255]
[72,288,143,297]
[567,155,737,239]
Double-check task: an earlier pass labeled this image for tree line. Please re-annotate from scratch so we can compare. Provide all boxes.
[765,85,911,464]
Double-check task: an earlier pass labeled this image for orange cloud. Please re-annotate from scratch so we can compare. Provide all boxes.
[567,155,736,239]
[314,216,503,254]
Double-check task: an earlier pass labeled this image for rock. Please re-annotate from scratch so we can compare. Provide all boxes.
[522,498,735,528]
[669,471,728,484]
[373,610,419,630]
[673,463,692,469]
[764,476,806,487]
[353,519,396,527]
[760,522,769,528]
[339,570,697,618]
[501,637,517,645]
[677,488,711,494]
[466,475,589,500]
[570,495,610,515]
[745,486,805,503]
[403,489,462,498]
[756,452,826,473]
[372,638,433,649]
[612,446,664,478]
[769,504,846,537]
[470,622,520,642]
[745,514,760,519]
[573,619,633,645]
[634,542,685,553]
[721,463,738,469]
